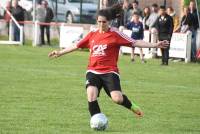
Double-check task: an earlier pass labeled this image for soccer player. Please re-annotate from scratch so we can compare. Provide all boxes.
[48,4,168,118]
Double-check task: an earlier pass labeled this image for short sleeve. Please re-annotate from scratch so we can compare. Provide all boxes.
[115,31,136,47]
[126,22,132,30]
[76,32,93,48]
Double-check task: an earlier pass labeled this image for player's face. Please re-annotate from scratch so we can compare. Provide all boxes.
[97,16,109,32]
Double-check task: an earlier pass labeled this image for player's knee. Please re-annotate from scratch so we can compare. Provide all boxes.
[111,93,123,104]
[87,86,98,102]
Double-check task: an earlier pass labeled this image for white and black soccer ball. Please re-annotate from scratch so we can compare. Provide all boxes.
[90,113,108,131]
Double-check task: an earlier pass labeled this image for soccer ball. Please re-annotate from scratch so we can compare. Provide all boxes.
[90,113,108,131]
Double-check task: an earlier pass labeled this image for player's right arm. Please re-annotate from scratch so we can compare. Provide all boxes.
[48,31,93,58]
[48,44,78,58]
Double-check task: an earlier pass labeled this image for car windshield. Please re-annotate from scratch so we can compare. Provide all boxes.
[68,0,97,3]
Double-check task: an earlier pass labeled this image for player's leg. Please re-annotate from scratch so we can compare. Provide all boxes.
[86,72,102,116]
[110,91,143,117]
[102,73,143,117]
[87,86,101,116]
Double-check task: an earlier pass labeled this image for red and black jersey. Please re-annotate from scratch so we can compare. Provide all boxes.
[76,28,136,74]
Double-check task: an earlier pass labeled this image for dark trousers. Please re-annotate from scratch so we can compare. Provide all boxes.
[191,30,197,62]
[13,23,20,41]
[161,46,170,65]
[40,25,50,45]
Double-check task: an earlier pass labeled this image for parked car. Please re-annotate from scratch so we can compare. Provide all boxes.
[1,0,98,23]
[47,0,98,23]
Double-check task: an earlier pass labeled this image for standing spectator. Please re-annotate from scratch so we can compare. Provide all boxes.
[10,0,25,41]
[4,0,11,36]
[142,6,151,30]
[175,6,193,33]
[130,0,143,17]
[36,0,54,45]
[189,0,199,62]
[126,12,146,63]
[146,3,159,30]
[122,0,132,25]
[167,7,179,32]
[155,6,174,65]
[40,0,54,45]
[100,0,118,9]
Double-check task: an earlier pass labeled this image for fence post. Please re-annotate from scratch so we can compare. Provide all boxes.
[32,21,40,46]
[196,29,200,50]
[185,31,192,63]
[9,20,13,41]
[150,28,158,58]
[19,26,23,45]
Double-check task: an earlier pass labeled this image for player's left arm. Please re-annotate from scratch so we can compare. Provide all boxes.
[133,40,169,48]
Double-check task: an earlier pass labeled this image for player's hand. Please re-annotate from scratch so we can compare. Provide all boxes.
[156,40,169,48]
[48,50,62,58]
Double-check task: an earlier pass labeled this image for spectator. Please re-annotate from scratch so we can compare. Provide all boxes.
[121,0,132,25]
[142,6,151,30]
[167,7,180,32]
[4,0,11,36]
[10,0,25,41]
[36,0,54,45]
[155,6,174,65]
[175,6,193,33]
[130,0,143,17]
[126,12,146,63]
[146,3,159,30]
[189,0,199,62]
[100,0,118,9]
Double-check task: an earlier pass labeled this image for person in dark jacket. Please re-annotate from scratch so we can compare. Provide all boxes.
[39,0,54,45]
[175,6,194,33]
[155,6,174,65]
[10,0,25,41]
[189,0,199,62]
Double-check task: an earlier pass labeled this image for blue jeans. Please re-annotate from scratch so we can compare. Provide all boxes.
[191,30,197,61]
[13,23,20,41]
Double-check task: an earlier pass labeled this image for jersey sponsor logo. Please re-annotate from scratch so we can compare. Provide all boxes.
[132,27,140,33]
[92,44,107,57]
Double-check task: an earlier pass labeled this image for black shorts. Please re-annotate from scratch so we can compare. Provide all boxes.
[86,72,121,97]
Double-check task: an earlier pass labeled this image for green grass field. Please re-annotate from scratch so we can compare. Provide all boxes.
[0,45,200,134]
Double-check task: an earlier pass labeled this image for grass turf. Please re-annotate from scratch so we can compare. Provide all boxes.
[0,45,200,134]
